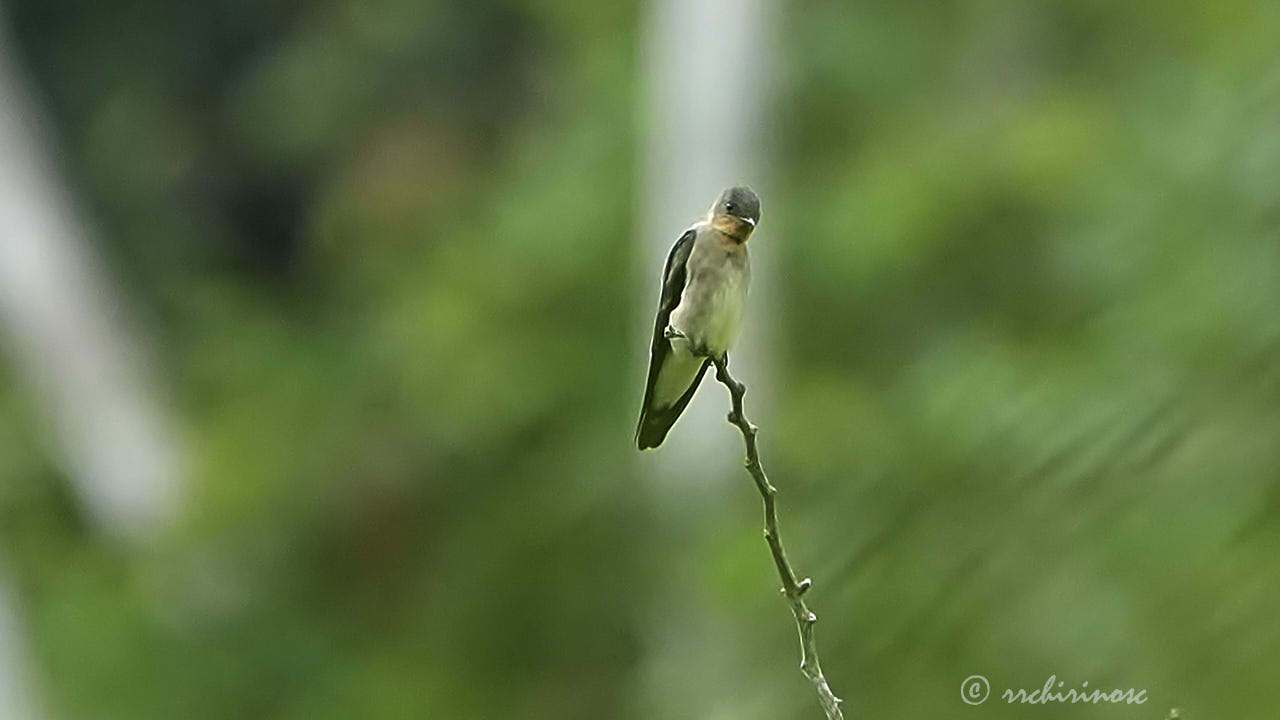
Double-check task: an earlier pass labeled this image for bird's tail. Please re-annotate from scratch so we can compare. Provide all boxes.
[635,359,710,450]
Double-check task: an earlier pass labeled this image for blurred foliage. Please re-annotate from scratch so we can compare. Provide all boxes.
[1,0,1279,718]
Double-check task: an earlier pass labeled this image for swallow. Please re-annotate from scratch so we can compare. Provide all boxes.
[636,185,761,450]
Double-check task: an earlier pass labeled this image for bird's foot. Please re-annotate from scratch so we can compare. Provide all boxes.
[663,325,686,341]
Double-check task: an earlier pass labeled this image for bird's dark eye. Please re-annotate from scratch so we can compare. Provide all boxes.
[725,202,736,213]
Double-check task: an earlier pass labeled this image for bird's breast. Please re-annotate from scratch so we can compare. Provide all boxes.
[669,234,750,355]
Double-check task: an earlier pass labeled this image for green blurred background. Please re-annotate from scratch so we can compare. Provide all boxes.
[1,1,1278,718]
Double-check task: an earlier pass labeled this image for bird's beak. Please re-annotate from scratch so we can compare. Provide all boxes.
[741,217,756,228]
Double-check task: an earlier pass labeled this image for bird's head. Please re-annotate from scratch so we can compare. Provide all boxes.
[709,185,761,241]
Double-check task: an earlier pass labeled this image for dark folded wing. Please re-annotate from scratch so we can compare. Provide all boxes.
[635,228,697,448]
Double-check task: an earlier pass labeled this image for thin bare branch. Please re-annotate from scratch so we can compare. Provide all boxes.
[712,356,845,719]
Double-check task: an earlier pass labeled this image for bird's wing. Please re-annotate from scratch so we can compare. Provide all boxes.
[636,228,705,449]
[651,228,696,353]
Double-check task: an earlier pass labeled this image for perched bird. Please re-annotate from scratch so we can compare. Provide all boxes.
[636,185,760,450]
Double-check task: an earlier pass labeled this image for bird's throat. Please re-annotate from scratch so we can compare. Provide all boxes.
[711,215,754,243]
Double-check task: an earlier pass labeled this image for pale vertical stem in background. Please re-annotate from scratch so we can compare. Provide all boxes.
[0,11,191,715]
[638,0,777,486]
[0,22,186,711]
[0,15,184,539]
[636,0,779,715]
